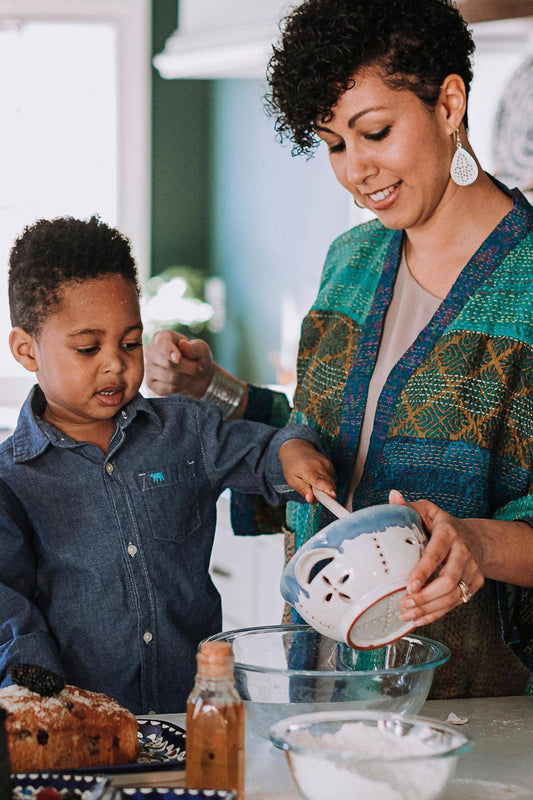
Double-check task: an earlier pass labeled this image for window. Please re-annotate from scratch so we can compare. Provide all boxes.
[0,0,150,379]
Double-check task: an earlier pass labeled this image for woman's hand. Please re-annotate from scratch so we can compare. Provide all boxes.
[144,330,214,399]
[389,490,485,626]
[279,439,337,503]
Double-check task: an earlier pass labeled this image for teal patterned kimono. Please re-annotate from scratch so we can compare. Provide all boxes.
[234,184,533,698]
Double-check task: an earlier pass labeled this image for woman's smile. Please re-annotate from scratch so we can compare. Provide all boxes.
[365,180,402,210]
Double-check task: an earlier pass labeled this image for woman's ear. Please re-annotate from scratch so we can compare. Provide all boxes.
[437,74,467,135]
[9,327,39,373]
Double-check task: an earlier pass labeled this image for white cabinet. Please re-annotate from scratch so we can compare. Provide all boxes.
[210,490,286,631]
[153,0,293,78]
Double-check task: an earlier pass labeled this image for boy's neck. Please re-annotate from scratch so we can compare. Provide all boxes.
[41,406,117,455]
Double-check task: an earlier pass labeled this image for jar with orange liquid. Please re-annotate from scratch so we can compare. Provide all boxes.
[185,640,244,799]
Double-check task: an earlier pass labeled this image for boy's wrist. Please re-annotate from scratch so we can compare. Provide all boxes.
[279,438,316,455]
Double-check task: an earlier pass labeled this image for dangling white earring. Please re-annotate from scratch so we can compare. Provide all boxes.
[450,130,478,186]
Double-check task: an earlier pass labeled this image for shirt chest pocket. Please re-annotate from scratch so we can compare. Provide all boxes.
[136,461,201,544]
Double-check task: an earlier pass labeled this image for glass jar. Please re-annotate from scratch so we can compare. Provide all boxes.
[185,640,244,799]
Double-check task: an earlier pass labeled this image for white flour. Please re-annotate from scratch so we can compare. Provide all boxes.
[289,721,458,800]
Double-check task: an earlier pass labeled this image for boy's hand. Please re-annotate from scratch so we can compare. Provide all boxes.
[279,439,336,503]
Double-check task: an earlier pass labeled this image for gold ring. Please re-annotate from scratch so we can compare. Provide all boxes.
[458,579,472,604]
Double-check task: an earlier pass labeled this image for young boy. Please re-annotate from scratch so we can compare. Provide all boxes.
[0,216,335,714]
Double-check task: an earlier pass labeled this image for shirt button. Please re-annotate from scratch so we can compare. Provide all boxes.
[106,463,114,475]
[127,544,138,557]
[122,410,127,419]
[143,631,153,644]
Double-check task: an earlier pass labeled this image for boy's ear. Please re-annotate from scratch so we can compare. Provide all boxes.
[9,327,39,373]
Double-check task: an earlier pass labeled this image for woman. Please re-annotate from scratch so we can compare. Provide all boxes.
[145,0,533,697]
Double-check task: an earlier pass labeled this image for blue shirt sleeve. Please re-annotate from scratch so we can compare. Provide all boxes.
[195,400,324,506]
[0,492,65,686]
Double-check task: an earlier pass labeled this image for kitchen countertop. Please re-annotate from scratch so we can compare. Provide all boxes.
[156,695,533,799]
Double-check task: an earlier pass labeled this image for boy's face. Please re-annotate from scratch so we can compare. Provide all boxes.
[21,274,144,437]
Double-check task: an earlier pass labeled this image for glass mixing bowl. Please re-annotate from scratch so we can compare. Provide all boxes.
[204,625,450,739]
[270,710,472,800]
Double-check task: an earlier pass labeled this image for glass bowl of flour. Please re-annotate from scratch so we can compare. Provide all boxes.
[270,710,472,800]
[204,625,449,739]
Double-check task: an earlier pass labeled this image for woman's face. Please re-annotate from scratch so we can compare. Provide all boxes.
[314,68,456,231]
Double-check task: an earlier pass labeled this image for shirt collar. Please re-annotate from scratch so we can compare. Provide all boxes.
[116,392,163,432]
[11,385,49,462]
[12,385,162,463]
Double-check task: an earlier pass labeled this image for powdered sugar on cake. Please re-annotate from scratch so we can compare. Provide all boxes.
[0,683,130,725]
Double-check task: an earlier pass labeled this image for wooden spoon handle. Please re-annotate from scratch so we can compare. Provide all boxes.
[313,487,351,519]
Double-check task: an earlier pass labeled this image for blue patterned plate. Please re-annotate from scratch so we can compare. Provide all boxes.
[116,791,236,800]
[12,772,109,800]
[134,719,186,772]
[11,774,237,800]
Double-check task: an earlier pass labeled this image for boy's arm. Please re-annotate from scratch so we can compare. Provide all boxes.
[0,497,64,686]
[196,403,334,506]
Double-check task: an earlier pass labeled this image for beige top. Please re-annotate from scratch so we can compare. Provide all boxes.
[344,252,443,509]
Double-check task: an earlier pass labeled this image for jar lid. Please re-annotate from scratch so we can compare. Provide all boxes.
[197,641,234,677]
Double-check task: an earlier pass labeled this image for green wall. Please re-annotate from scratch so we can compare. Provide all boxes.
[150,3,351,385]
[151,1,211,277]
[209,80,350,384]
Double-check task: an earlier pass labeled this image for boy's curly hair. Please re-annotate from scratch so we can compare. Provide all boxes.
[265,0,475,156]
[9,216,139,337]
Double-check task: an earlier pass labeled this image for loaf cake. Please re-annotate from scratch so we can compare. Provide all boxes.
[0,665,139,772]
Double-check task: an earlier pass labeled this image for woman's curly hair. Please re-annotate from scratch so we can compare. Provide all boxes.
[9,215,139,337]
[265,0,475,156]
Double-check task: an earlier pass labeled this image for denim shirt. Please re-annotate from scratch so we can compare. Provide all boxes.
[0,386,319,713]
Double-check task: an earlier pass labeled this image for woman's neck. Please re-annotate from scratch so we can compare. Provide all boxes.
[403,173,513,298]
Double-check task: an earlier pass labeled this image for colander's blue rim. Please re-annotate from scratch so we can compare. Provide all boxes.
[204,624,451,677]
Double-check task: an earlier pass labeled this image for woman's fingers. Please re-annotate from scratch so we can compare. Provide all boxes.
[147,330,185,365]
[144,330,184,393]
[388,493,442,591]
[406,525,458,593]
[177,337,211,370]
[145,330,214,397]
[400,568,484,626]
[388,489,406,505]
[402,562,481,608]
[400,552,484,625]
[389,495,485,625]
